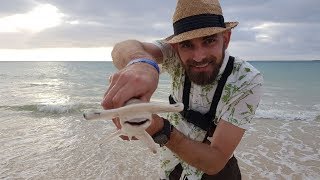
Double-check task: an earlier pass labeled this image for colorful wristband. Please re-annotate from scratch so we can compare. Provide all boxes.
[126,58,160,73]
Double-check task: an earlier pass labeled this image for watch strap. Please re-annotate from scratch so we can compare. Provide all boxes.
[152,118,172,146]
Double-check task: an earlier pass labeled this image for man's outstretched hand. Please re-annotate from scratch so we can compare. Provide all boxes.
[101,62,159,109]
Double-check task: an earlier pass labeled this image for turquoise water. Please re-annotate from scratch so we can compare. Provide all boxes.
[1,61,319,120]
[250,61,320,120]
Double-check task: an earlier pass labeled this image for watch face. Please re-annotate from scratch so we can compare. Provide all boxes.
[152,118,171,146]
[154,134,168,145]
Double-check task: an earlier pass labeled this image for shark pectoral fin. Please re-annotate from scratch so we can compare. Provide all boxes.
[99,129,122,146]
[149,102,184,114]
[136,131,158,154]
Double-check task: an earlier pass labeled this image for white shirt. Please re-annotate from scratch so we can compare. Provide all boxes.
[154,40,263,180]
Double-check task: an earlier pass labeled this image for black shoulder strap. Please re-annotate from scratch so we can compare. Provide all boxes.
[168,56,235,179]
[206,56,234,119]
[172,56,234,131]
[182,73,191,111]
[203,56,234,139]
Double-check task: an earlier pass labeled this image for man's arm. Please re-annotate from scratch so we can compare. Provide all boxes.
[165,118,244,175]
[111,40,163,69]
[158,78,263,175]
[102,40,164,109]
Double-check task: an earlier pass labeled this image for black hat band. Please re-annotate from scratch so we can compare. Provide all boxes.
[173,14,226,35]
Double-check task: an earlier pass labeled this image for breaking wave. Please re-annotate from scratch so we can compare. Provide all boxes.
[0,103,99,114]
[255,108,319,121]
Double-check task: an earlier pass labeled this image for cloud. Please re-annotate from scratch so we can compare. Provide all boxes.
[222,0,320,23]
[0,0,319,60]
[0,4,64,33]
[0,0,37,16]
[230,22,320,60]
[220,0,320,60]
[0,0,175,48]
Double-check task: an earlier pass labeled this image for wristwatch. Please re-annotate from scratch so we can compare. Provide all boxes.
[152,118,173,146]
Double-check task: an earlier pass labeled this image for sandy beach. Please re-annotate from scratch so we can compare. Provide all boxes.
[1,116,319,180]
[237,118,320,179]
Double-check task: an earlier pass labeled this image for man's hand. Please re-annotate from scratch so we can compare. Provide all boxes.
[101,62,159,109]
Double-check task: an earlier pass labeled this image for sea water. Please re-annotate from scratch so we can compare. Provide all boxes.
[250,61,320,120]
[0,61,319,179]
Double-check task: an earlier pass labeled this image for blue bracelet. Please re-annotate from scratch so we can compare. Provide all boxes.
[126,58,160,73]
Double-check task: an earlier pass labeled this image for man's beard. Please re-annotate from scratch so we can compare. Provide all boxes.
[183,51,225,85]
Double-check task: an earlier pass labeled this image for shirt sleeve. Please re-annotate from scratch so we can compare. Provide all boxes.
[153,40,181,75]
[218,74,263,130]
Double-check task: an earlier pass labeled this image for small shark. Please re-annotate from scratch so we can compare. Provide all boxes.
[83,99,183,153]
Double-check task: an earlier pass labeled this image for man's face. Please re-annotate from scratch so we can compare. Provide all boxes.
[174,31,231,85]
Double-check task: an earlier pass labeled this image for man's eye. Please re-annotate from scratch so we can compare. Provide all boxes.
[204,38,216,44]
[180,43,192,48]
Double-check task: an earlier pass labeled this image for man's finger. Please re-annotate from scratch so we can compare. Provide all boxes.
[112,118,121,129]
[103,73,118,97]
[101,75,126,109]
[112,81,152,108]
[108,75,113,83]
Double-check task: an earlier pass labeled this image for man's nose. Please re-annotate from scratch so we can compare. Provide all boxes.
[193,47,206,62]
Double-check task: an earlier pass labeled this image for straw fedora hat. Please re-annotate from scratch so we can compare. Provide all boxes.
[165,0,239,44]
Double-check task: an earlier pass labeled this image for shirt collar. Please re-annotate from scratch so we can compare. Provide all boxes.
[217,50,230,79]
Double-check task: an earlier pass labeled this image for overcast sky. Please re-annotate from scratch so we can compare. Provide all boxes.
[0,0,319,61]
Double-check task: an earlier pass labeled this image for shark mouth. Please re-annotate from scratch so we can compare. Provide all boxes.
[124,119,150,126]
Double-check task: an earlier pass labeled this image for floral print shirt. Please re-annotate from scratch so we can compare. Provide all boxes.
[154,40,263,180]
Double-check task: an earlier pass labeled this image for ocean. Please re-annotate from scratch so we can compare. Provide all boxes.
[0,61,319,179]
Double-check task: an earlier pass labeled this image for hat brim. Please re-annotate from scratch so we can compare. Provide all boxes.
[165,22,238,44]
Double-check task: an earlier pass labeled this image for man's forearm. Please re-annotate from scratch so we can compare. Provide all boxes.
[111,40,156,70]
[165,127,228,175]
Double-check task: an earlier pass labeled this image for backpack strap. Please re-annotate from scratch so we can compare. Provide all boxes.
[168,56,235,179]
[169,56,235,132]
[203,56,234,139]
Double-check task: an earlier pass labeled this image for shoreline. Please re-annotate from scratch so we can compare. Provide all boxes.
[1,116,319,179]
[236,118,320,179]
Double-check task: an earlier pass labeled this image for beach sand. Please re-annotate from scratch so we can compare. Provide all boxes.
[1,116,319,179]
[237,118,320,180]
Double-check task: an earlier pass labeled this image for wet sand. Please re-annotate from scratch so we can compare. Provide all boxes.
[237,118,320,180]
[1,115,319,179]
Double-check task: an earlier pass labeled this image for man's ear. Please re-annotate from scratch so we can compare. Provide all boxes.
[170,43,182,60]
[223,30,232,49]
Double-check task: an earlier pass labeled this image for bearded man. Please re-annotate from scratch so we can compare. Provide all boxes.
[102,0,263,179]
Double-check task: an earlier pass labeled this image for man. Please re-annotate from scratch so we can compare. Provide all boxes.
[101,0,263,179]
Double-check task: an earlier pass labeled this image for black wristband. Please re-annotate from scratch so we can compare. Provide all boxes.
[152,118,172,146]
